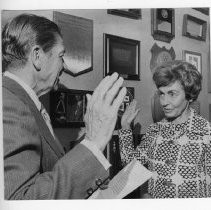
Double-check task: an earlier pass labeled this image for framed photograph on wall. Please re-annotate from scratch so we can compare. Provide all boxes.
[193,8,209,16]
[50,89,92,128]
[107,9,142,19]
[183,50,202,73]
[104,34,140,81]
[182,14,207,41]
[53,11,93,76]
[151,8,175,43]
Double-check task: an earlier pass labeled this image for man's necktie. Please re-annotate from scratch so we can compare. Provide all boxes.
[40,104,55,138]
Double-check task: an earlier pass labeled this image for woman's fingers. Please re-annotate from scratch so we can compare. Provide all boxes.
[130,108,141,121]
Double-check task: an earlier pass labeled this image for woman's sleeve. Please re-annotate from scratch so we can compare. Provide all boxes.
[118,126,154,166]
[205,134,211,197]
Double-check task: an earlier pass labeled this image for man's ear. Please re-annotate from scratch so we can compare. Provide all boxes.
[31,46,42,71]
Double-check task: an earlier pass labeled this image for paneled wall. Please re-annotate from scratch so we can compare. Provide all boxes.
[2,8,210,150]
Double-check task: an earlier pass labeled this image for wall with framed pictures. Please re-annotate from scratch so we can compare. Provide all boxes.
[2,7,210,150]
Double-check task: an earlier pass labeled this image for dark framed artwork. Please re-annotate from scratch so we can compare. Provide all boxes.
[193,8,209,16]
[104,34,140,80]
[151,8,175,43]
[107,9,142,19]
[182,14,207,41]
[53,11,93,76]
[50,89,92,128]
[182,50,202,73]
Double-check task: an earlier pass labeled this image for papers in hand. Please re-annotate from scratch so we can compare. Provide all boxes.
[89,159,152,199]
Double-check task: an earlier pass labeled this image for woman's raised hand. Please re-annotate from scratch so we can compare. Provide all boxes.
[121,100,140,130]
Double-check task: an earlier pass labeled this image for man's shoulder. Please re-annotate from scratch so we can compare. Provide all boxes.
[3,82,32,115]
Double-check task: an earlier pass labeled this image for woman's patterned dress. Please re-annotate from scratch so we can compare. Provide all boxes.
[119,109,211,198]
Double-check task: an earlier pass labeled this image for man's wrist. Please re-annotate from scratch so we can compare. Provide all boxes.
[84,135,106,152]
[80,139,111,170]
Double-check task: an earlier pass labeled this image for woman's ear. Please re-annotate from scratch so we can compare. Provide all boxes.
[31,46,42,71]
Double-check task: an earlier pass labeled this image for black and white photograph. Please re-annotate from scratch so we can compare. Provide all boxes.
[50,89,91,127]
[1,1,211,210]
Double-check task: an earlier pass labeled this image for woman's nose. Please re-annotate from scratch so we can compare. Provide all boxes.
[160,95,169,106]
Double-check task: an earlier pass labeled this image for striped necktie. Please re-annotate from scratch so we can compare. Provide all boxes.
[40,104,55,138]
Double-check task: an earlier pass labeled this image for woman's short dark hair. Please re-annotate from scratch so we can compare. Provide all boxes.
[152,60,202,101]
[2,13,62,71]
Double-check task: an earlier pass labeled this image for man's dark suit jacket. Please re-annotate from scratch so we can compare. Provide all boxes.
[3,76,109,199]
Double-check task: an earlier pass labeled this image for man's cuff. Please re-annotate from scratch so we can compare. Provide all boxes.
[80,139,111,170]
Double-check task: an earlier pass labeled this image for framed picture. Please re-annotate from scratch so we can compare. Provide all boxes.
[182,14,207,41]
[193,8,209,16]
[107,9,141,19]
[151,8,175,43]
[50,89,92,128]
[183,50,202,73]
[104,34,140,81]
[53,11,93,76]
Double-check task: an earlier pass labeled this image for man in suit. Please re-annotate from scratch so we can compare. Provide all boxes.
[2,13,126,199]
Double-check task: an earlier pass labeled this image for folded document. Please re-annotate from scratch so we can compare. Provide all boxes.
[89,159,152,199]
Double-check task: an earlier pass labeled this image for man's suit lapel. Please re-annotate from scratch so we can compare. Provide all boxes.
[3,76,65,157]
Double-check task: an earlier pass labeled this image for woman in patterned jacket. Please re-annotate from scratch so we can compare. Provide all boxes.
[119,60,211,198]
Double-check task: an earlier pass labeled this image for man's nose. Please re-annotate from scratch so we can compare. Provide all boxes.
[59,69,63,76]
[60,62,67,76]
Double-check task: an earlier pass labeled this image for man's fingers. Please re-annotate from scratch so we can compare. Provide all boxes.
[104,77,124,105]
[86,94,92,102]
[86,93,92,109]
[98,72,119,99]
[90,76,110,104]
[91,73,119,104]
[112,87,127,111]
